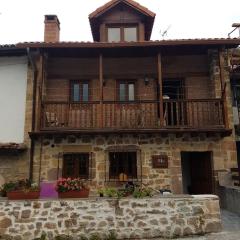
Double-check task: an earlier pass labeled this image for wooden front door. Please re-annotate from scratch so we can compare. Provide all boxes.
[181,152,213,194]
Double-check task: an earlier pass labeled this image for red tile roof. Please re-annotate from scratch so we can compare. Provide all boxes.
[89,0,155,41]
[89,0,155,18]
[16,38,240,48]
[0,143,27,151]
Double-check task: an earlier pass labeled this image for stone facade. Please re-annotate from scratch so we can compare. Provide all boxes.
[33,132,237,194]
[0,195,221,240]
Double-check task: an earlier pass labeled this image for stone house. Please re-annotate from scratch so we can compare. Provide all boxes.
[2,0,240,195]
[229,47,240,186]
[0,45,32,184]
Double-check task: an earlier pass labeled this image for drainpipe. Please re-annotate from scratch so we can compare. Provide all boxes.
[27,47,37,182]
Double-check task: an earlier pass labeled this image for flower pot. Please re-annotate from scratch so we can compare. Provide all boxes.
[7,191,40,200]
[58,189,89,198]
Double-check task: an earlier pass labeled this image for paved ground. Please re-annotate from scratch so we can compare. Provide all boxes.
[153,209,240,240]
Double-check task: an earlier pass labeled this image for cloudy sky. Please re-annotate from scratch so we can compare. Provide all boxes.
[0,0,240,44]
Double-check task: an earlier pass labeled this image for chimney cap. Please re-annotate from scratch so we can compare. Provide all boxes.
[44,15,60,25]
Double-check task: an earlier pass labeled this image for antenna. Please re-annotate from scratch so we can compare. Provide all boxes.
[228,23,240,38]
[160,25,171,39]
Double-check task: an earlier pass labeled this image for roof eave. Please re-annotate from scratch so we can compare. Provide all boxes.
[16,39,240,49]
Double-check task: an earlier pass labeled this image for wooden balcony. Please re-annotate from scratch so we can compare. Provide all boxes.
[40,99,225,132]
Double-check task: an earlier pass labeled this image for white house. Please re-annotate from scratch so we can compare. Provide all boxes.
[0,45,29,183]
[0,46,28,143]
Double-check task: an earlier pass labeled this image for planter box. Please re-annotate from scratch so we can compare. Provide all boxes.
[58,189,89,198]
[7,191,40,200]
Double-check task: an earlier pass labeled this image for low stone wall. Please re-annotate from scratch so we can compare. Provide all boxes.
[0,195,221,240]
[218,185,240,215]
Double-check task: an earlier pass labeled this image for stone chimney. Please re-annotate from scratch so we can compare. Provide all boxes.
[44,15,60,42]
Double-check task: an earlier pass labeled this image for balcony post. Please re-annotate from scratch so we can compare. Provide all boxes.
[157,52,164,126]
[219,49,229,128]
[99,53,103,128]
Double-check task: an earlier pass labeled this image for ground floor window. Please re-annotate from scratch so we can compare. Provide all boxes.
[63,153,89,179]
[109,152,137,181]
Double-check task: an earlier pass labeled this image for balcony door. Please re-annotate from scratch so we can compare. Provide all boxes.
[69,80,94,128]
[163,79,186,126]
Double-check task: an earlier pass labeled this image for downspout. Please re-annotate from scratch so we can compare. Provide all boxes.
[27,47,37,182]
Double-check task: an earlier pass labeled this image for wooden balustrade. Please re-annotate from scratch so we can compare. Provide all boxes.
[163,99,224,128]
[41,99,225,130]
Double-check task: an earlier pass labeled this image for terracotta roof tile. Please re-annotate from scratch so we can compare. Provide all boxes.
[89,0,155,18]
[16,38,240,48]
[0,44,16,49]
[0,143,27,151]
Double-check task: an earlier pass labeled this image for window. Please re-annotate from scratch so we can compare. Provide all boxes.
[63,153,89,179]
[109,152,137,180]
[70,81,89,102]
[108,28,121,42]
[124,27,137,42]
[118,81,135,101]
[107,26,138,42]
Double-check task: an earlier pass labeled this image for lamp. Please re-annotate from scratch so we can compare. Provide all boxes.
[144,77,150,86]
[103,79,106,86]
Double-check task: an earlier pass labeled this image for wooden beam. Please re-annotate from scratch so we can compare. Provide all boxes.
[219,49,229,128]
[99,54,103,128]
[157,53,164,126]
[36,54,44,131]
[219,50,225,92]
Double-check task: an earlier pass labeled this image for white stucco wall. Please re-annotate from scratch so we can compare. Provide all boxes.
[0,56,28,143]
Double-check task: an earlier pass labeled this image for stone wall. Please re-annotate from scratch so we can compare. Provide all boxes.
[0,195,221,240]
[218,185,240,215]
[33,132,237,194]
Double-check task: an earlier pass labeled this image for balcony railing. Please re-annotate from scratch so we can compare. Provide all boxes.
[41,99,225,130]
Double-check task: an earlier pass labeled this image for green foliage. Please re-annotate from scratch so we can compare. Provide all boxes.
[0,182,16,197]
[133,187,153,198]
[104,188,117,197]
[0,179,39,197]
[97,188,105,196]
[116,189,124,199]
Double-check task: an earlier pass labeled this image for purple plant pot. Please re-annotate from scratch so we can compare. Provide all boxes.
[40,182,58,199]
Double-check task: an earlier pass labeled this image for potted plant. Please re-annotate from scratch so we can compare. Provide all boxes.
[97,188,105,197]
[2,179,40,200]
[56,178,89,198]
[104,187,117,198]
[133,187,153,198]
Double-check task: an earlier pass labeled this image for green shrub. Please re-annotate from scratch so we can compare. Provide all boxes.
[133,187,153,198]
[104,188,117,197]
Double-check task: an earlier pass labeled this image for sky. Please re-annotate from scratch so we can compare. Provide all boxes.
[0,0,240,44]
